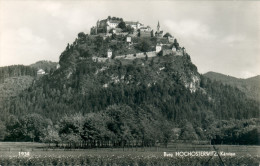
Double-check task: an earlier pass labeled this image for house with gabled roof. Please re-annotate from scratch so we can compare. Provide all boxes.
[37,69,45,75]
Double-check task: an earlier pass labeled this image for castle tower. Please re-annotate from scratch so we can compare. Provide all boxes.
[155,21,163,38]
[157,21,160,33]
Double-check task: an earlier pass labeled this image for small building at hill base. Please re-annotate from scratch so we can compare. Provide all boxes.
[37,69,45,75]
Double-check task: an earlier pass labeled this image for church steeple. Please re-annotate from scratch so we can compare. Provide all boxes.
[157,21,160,32]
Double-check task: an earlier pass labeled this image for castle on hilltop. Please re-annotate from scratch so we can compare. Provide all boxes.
[87,17,186,63]
[57,17,187,70]
[90,16,162,38]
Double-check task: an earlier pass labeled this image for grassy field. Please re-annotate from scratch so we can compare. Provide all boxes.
[0,142,259,165]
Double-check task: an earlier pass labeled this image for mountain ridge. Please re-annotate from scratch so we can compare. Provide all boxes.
[204,71,260,101]
[204,71,260,80]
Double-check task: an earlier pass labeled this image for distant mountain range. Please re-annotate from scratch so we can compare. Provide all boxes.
[204,71,260,101]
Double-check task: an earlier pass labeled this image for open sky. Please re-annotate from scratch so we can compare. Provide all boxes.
[0,0,259,78]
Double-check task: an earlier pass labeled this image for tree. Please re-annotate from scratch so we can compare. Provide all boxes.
[180,122,198,140]
[40,125,61,147]
[173,39,179,49]
[109,29,114,33]
[66,43,70,50]
[4,114,49,142]
[145,54,148,61]
[58,113,85,148]
[90,26,96,35]
[151,30,154,37]
[5,115,22,141]
[19,113,48,142]
[160,122,173,148]
[118,21,126,30]
[82,114,100,142]
[112,33,117,40]
[78,32,86,44]
[136,39,152,52]
[78,32,86,39]
[94,36,103,51]
[125,25,134,33]
[0,122,6,141]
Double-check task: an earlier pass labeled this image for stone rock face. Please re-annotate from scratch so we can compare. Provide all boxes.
[184,75,200,93]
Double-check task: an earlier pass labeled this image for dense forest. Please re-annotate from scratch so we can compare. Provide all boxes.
[0,65,36,83]
[30,60,58,74]
[0,33,259,146]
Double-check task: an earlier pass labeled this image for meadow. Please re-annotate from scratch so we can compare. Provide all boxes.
[0,142,259,165]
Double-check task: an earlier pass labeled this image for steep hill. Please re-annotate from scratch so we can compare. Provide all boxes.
[27,34,207,121]
[204,72,260,101]
[1,31,259,145]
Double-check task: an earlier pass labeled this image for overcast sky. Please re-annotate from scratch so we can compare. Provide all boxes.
[0,0,259,78]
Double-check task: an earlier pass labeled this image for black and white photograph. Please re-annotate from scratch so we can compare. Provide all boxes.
[0,0,259,165]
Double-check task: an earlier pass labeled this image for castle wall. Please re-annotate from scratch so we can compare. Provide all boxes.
[115,55,126,59]
[128,32,139,37]
[168,37,174,43]
[92,56,108,62]
[125,54,135,59]
[162,49,173,56]
[176,50,183,56]
[146,51,157,58]
[140,31,151,37]
[136,53,145,58]
[115,32,128,36]
[92,49,179,63]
